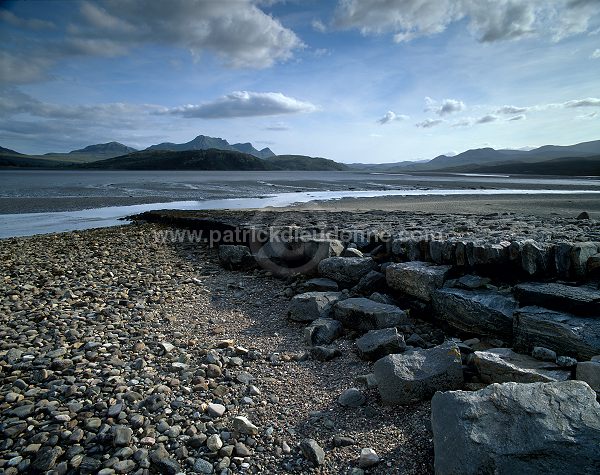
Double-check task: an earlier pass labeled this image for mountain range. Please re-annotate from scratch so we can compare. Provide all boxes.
[1,136,599,175]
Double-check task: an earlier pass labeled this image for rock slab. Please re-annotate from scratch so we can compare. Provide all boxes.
[386,261,451,301]
[356,327,406,360]
[333,298,408,331]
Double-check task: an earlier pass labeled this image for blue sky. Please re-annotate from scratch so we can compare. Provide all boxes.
[1,0,599,162]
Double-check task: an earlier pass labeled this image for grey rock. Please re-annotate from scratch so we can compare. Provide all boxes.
[304,318,343,346]
[310,345,341,361]
[557,355,578,368]
[515,282,600,317]
[218,245,255,270]
[150,447,181,475]
[303,278,339,292]
[288,291,344,322]
[333,297,408,331]
[359,448,380,469]
[113,460,136,473]
[368,292,395,305]
[333,435,356,447]
[576,361,600,392]
[193,458,214,474]
[469,348,570,384]
[232,416,258,435]
[374,342,463,405]
[456,274,491,289]
[519,239,552,276]
[386,261,451,301]
[31,446,63,472]
[338,388,366,407]
[514,306,600,360]
[318,257,378,286]
[356,327,406,360]
[300,237,344,263]
[206,403,226,418]
[577,211,590,219]
[351,271,386,295]
[432,288,517,342]
[342,247,364,258]
[431,381,600,475]
[300,438,325,466]
[571,242,598,277]
[206,434,223,452]
[532,346,557,362]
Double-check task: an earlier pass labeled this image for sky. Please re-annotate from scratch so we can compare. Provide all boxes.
[1,0,599,163]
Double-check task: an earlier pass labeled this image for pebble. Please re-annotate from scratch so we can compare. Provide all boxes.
[359,448,380,468]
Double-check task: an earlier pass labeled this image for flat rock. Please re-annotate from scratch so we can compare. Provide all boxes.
[515,282,600,317]
[333,297,408,331]
[374,342,463,405]
[288,291,344,322]
[432,288,516,342]
[318,257,378,286]
[356,327,406,361]
[338,388,366,407]
[304,318,343,346]
[431,381,600,475]
[514,306,600,360]
[303,277,339,292]
[469,348,570,384]
[386,261,451,301]
[300,438,325,466]
[576,361,600,392]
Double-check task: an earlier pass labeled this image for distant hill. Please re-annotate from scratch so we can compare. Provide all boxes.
[0,146,24,156]
[443,155,600,176]
[265,155,349,171]
[146,134,275,159]
[40,141,138,163]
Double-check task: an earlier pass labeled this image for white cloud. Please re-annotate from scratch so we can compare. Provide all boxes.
[425,97,466,116]
[476,114,499,124]
[496,105,528,114]
[334,0,600,43]
[451,118,473,127]
[508,114,526,121]
[592,49,600,59]
[577,111,598,119]
[415,118,444,128]
[312,19,327,33]
[563,97,600,108]
[165,91,318,119]
[264,122,290,131]
[377,110,409,124]
[0,9,55,29]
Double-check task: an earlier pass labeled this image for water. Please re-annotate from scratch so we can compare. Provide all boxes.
[1,170,599,238]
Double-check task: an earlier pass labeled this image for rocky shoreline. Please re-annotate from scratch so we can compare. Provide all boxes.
[2,208,600,474]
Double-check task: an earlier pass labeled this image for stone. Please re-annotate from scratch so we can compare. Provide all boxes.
[218,245,255,270]
[431,381,600,475]
[515,282,600,317]
[356,327,406,360]
[288,291,344,322]
[557,355,578,368]
[113,426,133,447]
[206,403,226,418]
[342,247,364,258]
[571,242,598,278]
[193,458,213,474]
[206,434,223,452]
[577,211,590,219]
[300,237,345,263]
[532,346,557,362]
[310,345,341,361]
[514,306,600,360]
[588,253,600,273]
[359,448,380,469]
[31,446,63,472]
[469,348,570,384]
[232,416,258,435]
[304,318,343,346]
[303,278,339,292]
[432,288,517,342]
[150,447,181,475]
[386,261,451,301]
[374,342,463,405]
[234,442,252,457]
[318,257,378,286]
[300,438,325,466]
[338,388,366,407]
[456,274,491,289]
[113,460,136,473]
[333,435,356,447]
[351,271,386,295]
[333,298,408,331]
[519,239,551,276]
[576,361,600,392]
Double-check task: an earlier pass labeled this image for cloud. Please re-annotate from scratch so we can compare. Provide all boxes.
[333,0,600,43]
[0,9,55,29]
[264,122,290,131]
[563,97,600,108]
[377,110,409,124]
[508,114,526,121]
[425,97,466,116]
[476,114,499,124]
[312,19,327,32]
[496,105,528,114]
[592,49,600,59]
[577,111,598,119]
[165,91,318,119]
[451,118,473,127]
[415,118,444,128]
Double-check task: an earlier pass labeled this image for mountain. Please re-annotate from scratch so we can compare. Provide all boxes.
[265,155,348,171]
[0,146,24,156]
[447,155,600,176]
[40,141,138,163]
[146,134,275,158]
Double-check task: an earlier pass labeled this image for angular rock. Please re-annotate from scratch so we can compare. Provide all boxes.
[469,348,570,384]
[333,298,408,331]
[232,416,258,435]
[310,345,341,361]
[303,277,339,292]
[356,327,406,360]
[515,282,600,317]
[386,261,451,301]
[532,346,557,362]
[456,274,491,290]
[374,342,463,405]
[514,306,600,360]
[304,318,343,346]
[571,242,598,278]
[432,288,517,342]
[218,245,255,270]
[338,388,366,407]
[431,381,600,475]
[318,257,378,286]
[300,438,325,466]
[576,361,600,392]
[519,239,552,276]
[359,448,380,469]
[351,270,386,295]
[288,291,344,322]
[300,237,344,263]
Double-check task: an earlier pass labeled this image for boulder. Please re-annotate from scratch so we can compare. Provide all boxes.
[374,342,463,405]
[310,346,341,361]
[300,237,344,262]
[386,261,451,301]
[468,348,570,384]
[431,381,600,475]
[576,361,600,392]
[333,298,408,331]
[304,318,343,346]
[514,306,600,360]
[351,270,386,295]
[432,289,517,342]
[318,257,378,286]
[288,292,344,322]
[300,438,325,466]
[356,328,406,360]
[515,282,600,317]
[218,245,255,270]
[518,239,552,276]
[571,242,598,278]
[456,274,491,289]
[303,278,339,292]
